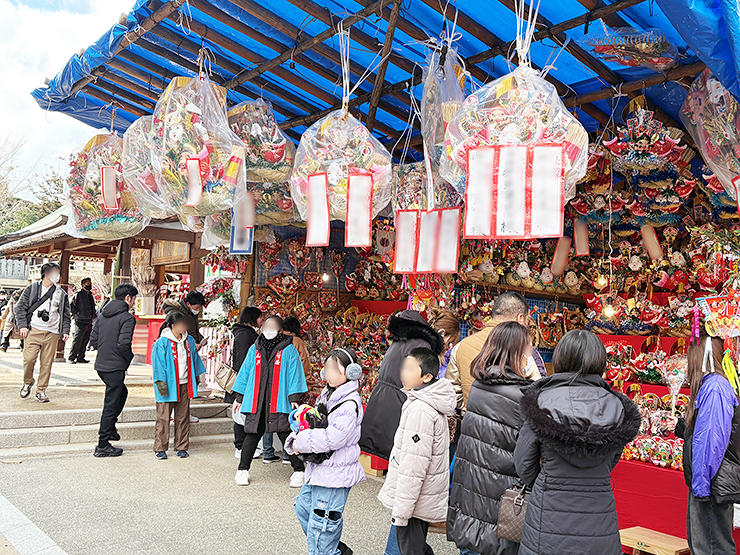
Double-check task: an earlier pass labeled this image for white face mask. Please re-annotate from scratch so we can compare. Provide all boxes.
[262,329,278,340]
[191,309,201,315]
[48,273,60,284]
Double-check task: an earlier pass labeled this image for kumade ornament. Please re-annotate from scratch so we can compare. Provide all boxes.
[586,28,678,72]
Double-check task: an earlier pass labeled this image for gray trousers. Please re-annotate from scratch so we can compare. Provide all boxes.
[687,492,736,554]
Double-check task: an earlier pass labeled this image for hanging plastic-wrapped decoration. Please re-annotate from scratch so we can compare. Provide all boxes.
[65,134,149,240]
[228,99,295,182]
[681,68,740,198]
[201,210,232,250]
[246,181,296,225]
[178,213,205,233]
[122,116,173,219]
[392,162,461,211]
[291,28,392,226]
[586,28,678,72]
[421,40,465,170]
[440,43,588,201]
[150,75,244,216]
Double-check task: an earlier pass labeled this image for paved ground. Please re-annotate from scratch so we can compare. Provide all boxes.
[0,443,459,555]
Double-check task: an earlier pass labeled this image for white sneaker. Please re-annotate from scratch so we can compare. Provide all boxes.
[289,471,305,488]
[189,414,199,423]
[252,446,263,459]
[235,448,242,459]
[235,469,250,486]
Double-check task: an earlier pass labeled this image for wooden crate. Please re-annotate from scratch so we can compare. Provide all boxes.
[620,526,690,555]
[359,453,385,477]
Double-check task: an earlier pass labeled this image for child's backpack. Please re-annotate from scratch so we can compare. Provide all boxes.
[289,400,359,464]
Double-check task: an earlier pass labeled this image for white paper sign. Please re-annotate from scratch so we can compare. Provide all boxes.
[435,208,461,273]
[394,210,419,274]
[464,146,496,238]
[530,146,564,237]
[574,219,590,256]
[416,210,440,273]
[495,146,527,238]
[306,173,331,247]
[230,192,255,255]
[100,166,118,210]
[185,158,202,207]
[345,173,373,247]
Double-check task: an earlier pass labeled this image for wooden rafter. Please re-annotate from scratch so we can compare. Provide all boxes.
[367,0,402,131]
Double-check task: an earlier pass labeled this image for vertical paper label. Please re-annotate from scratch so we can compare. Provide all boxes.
[416,210,440,273]
[345,173,374,248]
[101,166,118,210]
[529,146,564,238]
[230,192,255,255]
[185,158,202,207]
[574,219,590,256]
[306,173,331,247]
[464,146,496,238]
[495,146,527,238]
[435,208,461,274]
[394,210,419,274]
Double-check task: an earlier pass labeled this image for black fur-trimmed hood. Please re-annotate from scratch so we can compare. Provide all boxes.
[387,310,445,355]
[475,365,532,387]
[521,373,641,464]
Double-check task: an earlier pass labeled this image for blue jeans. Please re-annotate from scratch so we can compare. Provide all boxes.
[385,525,401,555]
[262,432,275,458]
[459,550,479,555]
[295,484,350,555]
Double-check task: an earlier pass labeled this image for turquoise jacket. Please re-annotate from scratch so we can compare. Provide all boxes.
[151,334,206,403]
[232,342,306,415]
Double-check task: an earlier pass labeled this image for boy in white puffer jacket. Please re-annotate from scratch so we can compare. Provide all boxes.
[378,347,457,555]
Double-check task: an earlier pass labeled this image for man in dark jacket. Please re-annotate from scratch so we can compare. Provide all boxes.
[163,291,205,347]
[68,277,96,364]
[359,310,445,460]
[90,283,138,458]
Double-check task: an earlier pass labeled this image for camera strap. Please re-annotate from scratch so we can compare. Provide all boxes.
[29,284,56,316]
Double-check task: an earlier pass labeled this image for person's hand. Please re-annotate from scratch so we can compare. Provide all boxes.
[19,328,28,338]
[62,334,69,342]
[195,341,204,350]
[233,402,241,413]
[667,414,679,432]
[291,402,298,409]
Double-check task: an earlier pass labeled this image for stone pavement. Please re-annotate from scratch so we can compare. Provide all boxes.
[0,443,459,555]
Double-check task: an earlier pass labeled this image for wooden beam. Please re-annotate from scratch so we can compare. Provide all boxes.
[87,78,156,110]
[367,0,402,131]
[106,57,167,93]
[91,67,160,102]
[563,61,706,107]
[136,226,195,244]
[68,0,186,97]
[82,85,148,117]
[222,0,387,90]
[574,0,630,29]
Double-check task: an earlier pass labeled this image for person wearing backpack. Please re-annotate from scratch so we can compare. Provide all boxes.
[289,348,365,555]
[14,262,71,403]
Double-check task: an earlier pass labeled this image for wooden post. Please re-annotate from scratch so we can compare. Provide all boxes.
[55,249,71,362]
[103,258,113,274]
[189,236,205,291]
[240,255,255,309]
[367,0,402,132]
[120,238,132,283]
[154,265,166,289]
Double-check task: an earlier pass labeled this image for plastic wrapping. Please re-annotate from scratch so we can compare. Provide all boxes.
[228,99,295,183]
[150,75,244,216]
[65,133,149,240]
[178,213,205,233]
[391,162,461,211]
[681,68,740,198]
[247,181,296,225]
[122,116,173,219]
[439,65,588,200]
[290,110,392,221]
[201,210,231,250]
[586,28,678,71]
[421,46,465,169]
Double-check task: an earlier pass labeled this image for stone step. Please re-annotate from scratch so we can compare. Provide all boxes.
[0,403,229,430]
[0,434,233,460]
[0,417,234,449]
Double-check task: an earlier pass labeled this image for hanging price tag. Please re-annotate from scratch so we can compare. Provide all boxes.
[185,158,203,207]
[464,146,496,238]
[551,236,572,276]
[100,166,119,210]
[574,219,590,256]
[494,145,528,238]
[416,210,440,273]
[306,173,331,247]
[435,207,461,273]
[529,145,565,238]
[345,172,373,248]
[230,192,255,255]
[394,210,419,274]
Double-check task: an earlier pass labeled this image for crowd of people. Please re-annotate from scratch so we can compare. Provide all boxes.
[2,268,740,555]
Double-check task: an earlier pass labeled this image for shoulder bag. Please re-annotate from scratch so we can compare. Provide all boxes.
[497,484,530,543]
[215,360,237,393]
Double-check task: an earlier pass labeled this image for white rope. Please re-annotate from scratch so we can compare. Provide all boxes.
[176,0,192,36]
[338,22,351,115]
[514,0,542,66]
[703,336,716,374]
[540,36,570,79]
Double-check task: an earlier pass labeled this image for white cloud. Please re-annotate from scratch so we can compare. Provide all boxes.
[0,0,135,191]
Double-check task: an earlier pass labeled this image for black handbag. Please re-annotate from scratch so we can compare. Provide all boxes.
[497,484,530,543]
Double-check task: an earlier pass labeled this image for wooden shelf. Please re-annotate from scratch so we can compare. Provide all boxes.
[459,279,587,305]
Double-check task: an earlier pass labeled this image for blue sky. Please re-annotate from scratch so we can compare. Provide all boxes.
[0,0,134,195]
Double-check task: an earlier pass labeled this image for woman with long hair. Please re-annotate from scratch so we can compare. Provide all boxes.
[676,334,740,554]
[447,321,535,555]
[515,330,640,555]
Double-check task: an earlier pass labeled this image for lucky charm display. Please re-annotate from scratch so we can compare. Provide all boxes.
[65,133,149,240]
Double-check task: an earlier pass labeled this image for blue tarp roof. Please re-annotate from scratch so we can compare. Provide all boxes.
[30,0,740,158]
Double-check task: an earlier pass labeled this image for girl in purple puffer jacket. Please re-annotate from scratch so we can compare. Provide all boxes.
[290,348,366,555]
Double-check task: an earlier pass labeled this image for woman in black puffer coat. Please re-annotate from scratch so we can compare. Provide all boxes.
[359,310,444,460]
[515,330,641,555]
[447,321,536,555]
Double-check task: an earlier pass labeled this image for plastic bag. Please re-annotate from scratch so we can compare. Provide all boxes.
[178,213,205,233]
[391,162,461,211]
[681,68,740,198]
[586,28,678,72]
[290,110,392,221]
[421,46,465,169]
[65,134,150,240]
[150,75,244,216]
[247,181,296,225]
[228,99,295,182]
[201,210,232,250]
[439,65,588,200]
[122,116,173,219]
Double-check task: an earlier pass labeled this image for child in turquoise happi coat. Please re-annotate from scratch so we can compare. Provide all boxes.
[151,312,206,460]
